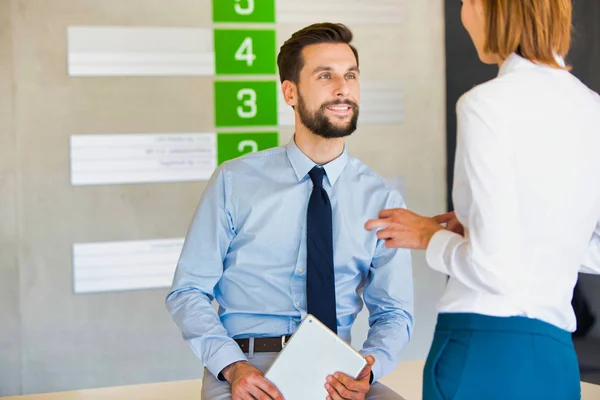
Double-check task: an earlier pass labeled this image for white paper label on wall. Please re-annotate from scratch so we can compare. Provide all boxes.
[276,0,403,25]
[278,81,405,126]
[70,133,217,186]
[73,238,183,294]
[68,27,215,76]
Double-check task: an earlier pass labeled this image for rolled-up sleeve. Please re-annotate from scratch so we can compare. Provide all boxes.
[166,164,246,379]
[360,190,414,382]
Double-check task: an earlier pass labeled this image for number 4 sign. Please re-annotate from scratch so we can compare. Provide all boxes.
[214,29,276,75]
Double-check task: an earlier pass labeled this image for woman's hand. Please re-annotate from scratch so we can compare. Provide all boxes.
[364,209,444,249]
[433,211,465,236]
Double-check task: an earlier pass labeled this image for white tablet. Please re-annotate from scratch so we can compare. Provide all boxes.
[264,314,367,400]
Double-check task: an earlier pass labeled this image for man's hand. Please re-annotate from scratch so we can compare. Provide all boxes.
[433,211,465,236]
[221,361,284,400]
[324,356,375,400]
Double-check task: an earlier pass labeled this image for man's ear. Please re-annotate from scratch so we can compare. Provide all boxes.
[281,80,298,107]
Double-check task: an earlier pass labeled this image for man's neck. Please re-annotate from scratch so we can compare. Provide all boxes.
[294,126,345,165]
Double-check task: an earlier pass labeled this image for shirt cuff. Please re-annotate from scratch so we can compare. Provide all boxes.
[426,229,462,276]
[192,339,248,381]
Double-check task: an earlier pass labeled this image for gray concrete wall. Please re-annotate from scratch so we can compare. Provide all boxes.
[0,0,22,395]
[0,0,448,395]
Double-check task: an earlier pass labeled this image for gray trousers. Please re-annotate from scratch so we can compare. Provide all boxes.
[201,352,405,400]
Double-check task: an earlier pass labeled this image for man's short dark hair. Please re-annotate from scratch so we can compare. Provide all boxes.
[277,22,359,84]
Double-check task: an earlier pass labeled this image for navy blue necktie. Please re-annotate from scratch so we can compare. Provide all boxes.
[306,167,337,333]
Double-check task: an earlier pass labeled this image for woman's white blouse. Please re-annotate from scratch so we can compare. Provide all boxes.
[426,54,600,332]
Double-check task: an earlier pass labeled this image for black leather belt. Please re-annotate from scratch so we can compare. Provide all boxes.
[234,336,292,353]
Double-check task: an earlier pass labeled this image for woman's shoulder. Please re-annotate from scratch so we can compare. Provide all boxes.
[457,76,516,112]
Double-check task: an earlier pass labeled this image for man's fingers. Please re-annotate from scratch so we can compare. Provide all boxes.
[325,385,344,400]
[326,377,350,400]
[255,377,284,400]
[234,375,282,400]
[326,361,373,400]
[333,373,364,392]
[356,366,371,381]
[246,383,275,400]
[325,381,344,400]
[356,356,375,380]
[232,387,256,400]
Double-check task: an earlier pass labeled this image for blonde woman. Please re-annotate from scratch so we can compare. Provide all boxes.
[366,0,600,398]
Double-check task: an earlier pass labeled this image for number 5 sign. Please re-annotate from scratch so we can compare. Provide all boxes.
[212,0,276,23]
[214,29,276,75]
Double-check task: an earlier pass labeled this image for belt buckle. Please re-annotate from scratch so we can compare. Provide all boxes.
[281,335,287,349]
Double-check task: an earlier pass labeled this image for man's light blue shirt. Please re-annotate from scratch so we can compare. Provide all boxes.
[166,138,414,382]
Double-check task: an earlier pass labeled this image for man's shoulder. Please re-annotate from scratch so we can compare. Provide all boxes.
[220,145,287,172]
[346,156,404,201]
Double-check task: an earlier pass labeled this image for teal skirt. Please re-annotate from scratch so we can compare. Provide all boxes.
[423,313,581,400]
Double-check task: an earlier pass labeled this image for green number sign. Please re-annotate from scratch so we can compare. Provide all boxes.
[214,81,278,127]
[212,1,278,162]
[212,0,276,23]
[214,29,276,75]
[217,132,279,164]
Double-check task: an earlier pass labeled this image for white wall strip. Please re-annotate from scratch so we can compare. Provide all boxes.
[357,81,406,125]
[68,27,215,76]
[276,0,403,25]
[70,133,217,186]
[278,81,405,126]
[73,238,183,294]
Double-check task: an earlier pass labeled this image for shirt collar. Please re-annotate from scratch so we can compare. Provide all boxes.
[286,136,349,186]
[498,52,566,77]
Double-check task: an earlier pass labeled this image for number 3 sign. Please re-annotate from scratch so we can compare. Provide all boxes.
[214,81,278,127]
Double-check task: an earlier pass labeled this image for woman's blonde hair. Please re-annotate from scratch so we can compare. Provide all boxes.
[482,0,572,69]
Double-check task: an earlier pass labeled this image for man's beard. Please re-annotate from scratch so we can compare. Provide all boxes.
[296,93,359,139]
